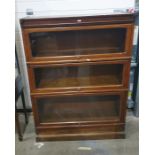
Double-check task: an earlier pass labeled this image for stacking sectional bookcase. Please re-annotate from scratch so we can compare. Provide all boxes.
[20,14,134,141]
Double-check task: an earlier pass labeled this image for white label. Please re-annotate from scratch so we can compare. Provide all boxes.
[133,26,139,45]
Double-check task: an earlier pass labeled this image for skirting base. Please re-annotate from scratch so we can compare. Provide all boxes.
[36,131,125,141]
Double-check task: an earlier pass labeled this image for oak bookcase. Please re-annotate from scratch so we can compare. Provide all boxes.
[20,14,134,141]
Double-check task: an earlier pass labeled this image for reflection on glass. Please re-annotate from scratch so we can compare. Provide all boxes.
[30,28,126,57]
[37,95,120,123]
[34,64,123,89]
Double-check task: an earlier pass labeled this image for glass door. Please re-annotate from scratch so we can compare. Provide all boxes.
[24,24,133,62]
[28,60,130,92]
[29,28,126,57]
[33,93,122,125]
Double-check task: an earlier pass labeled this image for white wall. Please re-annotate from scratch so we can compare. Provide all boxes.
[15,0,135,108]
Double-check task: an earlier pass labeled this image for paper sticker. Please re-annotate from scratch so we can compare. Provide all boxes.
[133,26,139,45]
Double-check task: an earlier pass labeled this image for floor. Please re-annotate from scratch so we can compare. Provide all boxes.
[15,111,139,155]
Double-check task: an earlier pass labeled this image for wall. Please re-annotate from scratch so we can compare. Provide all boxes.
[15,0,135,108]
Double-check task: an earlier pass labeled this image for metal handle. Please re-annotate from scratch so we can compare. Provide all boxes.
[77,19,82,23]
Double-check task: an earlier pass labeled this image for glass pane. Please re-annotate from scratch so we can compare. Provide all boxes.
[37,94,120,123]
[34,64,123,89]
[29,28,126,57]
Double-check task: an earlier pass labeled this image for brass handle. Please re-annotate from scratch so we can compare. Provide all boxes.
[77,19,82,23]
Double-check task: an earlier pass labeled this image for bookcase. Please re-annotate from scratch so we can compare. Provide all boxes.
[20,14,134,141]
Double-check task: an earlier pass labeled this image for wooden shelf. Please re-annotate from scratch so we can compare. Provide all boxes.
[32,47,121,57]
[37,75,121,89]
